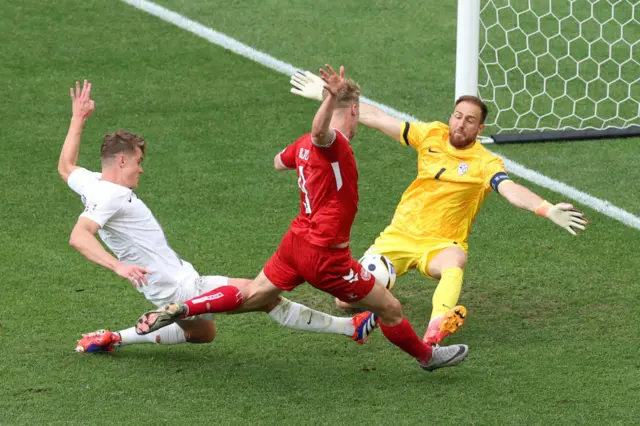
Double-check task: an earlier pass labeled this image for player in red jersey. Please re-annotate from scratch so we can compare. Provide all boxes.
[134,65,468,371]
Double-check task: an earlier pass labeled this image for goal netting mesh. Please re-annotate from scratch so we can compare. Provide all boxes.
[478,0,639,135]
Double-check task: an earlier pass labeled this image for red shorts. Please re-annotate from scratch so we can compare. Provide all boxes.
[263,230,376,303]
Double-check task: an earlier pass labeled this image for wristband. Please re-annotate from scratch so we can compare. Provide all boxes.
[535,200,553,217]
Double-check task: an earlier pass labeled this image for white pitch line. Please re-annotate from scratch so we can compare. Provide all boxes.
[121,0,640,231]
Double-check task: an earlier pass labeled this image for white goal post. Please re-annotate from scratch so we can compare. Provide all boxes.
[456,0,640,144]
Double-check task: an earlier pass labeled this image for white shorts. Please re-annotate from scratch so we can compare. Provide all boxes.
[147,275,229,320]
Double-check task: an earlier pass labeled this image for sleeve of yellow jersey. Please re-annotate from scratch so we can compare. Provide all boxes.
[399,121,431,149]
[483,157,512,191]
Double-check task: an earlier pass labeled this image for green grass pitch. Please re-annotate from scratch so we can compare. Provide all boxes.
[0,0,638,424]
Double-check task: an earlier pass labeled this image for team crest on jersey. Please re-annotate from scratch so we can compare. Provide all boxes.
[458,162,469,175]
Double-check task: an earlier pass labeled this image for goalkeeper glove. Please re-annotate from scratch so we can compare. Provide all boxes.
[290,71,324,101]
[535,201,588,236]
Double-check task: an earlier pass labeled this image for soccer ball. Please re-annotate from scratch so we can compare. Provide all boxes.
[359,253,397,289]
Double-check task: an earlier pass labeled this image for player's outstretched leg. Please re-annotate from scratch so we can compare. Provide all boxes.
[353,284,468,372]
[136,284,244,335]
[77,322,210,352]
[262,297,378,343]
[423,305,467,346]
[425,253,467,345]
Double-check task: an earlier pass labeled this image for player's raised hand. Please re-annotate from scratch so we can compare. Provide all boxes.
[70,79,95,120]
[319,64,345,97]
[541,202,589,236]
[290,71,324,101]
[114,263,151,288]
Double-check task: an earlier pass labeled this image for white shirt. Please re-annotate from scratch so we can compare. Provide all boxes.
[68,168,197,300]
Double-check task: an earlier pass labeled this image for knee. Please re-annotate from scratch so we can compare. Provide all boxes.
[201,326,216,343]
[452,252,467,269]
[445,248,467,270]
[243,280,277,311]
[243,288,266,311]
[261,296,282,313]
[184,323,217,344]
[335,297,353,310]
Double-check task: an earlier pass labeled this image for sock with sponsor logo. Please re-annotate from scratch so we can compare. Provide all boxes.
[268,297,354,336]
[184,285,243,317]
[379,318,432,363]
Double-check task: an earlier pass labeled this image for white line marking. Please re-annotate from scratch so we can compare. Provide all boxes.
[121,0,640,231]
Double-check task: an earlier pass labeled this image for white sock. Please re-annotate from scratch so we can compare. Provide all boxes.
[117,323,187,346]
[267,297,355,336]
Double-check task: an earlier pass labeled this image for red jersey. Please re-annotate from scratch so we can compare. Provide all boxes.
[278,129,359,247]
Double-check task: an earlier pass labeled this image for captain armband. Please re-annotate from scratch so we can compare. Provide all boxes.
[490,172,511,191]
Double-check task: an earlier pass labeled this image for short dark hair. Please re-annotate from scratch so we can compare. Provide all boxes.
[455,95,488,124]
[101,130,146,162]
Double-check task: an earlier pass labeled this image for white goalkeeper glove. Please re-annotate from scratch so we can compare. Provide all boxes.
[290,70,324,101]
[535,201,588,236]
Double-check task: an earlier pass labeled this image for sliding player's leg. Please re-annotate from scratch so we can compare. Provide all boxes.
[421,245,468,345]
[261,296,372,343]
[74,274,220,352]
[191,276,375,341]
[134,277,259,335]
[74,321,207,353]
[309,248,463,370]
[76,276,234,352]
[75,298,219,353]
[133,232,303,335]
[351,281,468,372]
[132,269,370,342]
[352,283,431,361]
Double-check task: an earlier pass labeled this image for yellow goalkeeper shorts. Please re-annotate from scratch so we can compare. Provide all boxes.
[365,226,467,281]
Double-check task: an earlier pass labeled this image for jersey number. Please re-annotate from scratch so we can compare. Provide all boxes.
[435,167,446,179]
[297,163,343,215]
[298,166,312,214]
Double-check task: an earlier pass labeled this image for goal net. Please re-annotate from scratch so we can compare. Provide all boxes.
[456,0,640,143]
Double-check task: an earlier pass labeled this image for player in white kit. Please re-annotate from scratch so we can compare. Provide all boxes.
[60,80,377,353]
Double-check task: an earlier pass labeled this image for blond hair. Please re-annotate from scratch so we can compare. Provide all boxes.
[323,78,361,106]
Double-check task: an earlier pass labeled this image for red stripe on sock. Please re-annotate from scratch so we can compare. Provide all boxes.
[184,286,243,316]
[379,318,432,363]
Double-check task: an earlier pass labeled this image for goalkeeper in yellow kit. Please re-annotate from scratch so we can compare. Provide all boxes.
[290,71,588,345]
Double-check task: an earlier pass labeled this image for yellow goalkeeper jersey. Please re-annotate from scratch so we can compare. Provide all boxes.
[390,121,511,246]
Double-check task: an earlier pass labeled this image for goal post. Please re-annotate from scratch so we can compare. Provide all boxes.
[455,0,640,144]
[455,0,481,100]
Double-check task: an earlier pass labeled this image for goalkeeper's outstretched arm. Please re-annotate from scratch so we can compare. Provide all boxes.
[358,103,403,142]
[290,70,402,142]
[497,181,588,236]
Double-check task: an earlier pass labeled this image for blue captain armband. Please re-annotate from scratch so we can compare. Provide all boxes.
[490,172,511,191]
